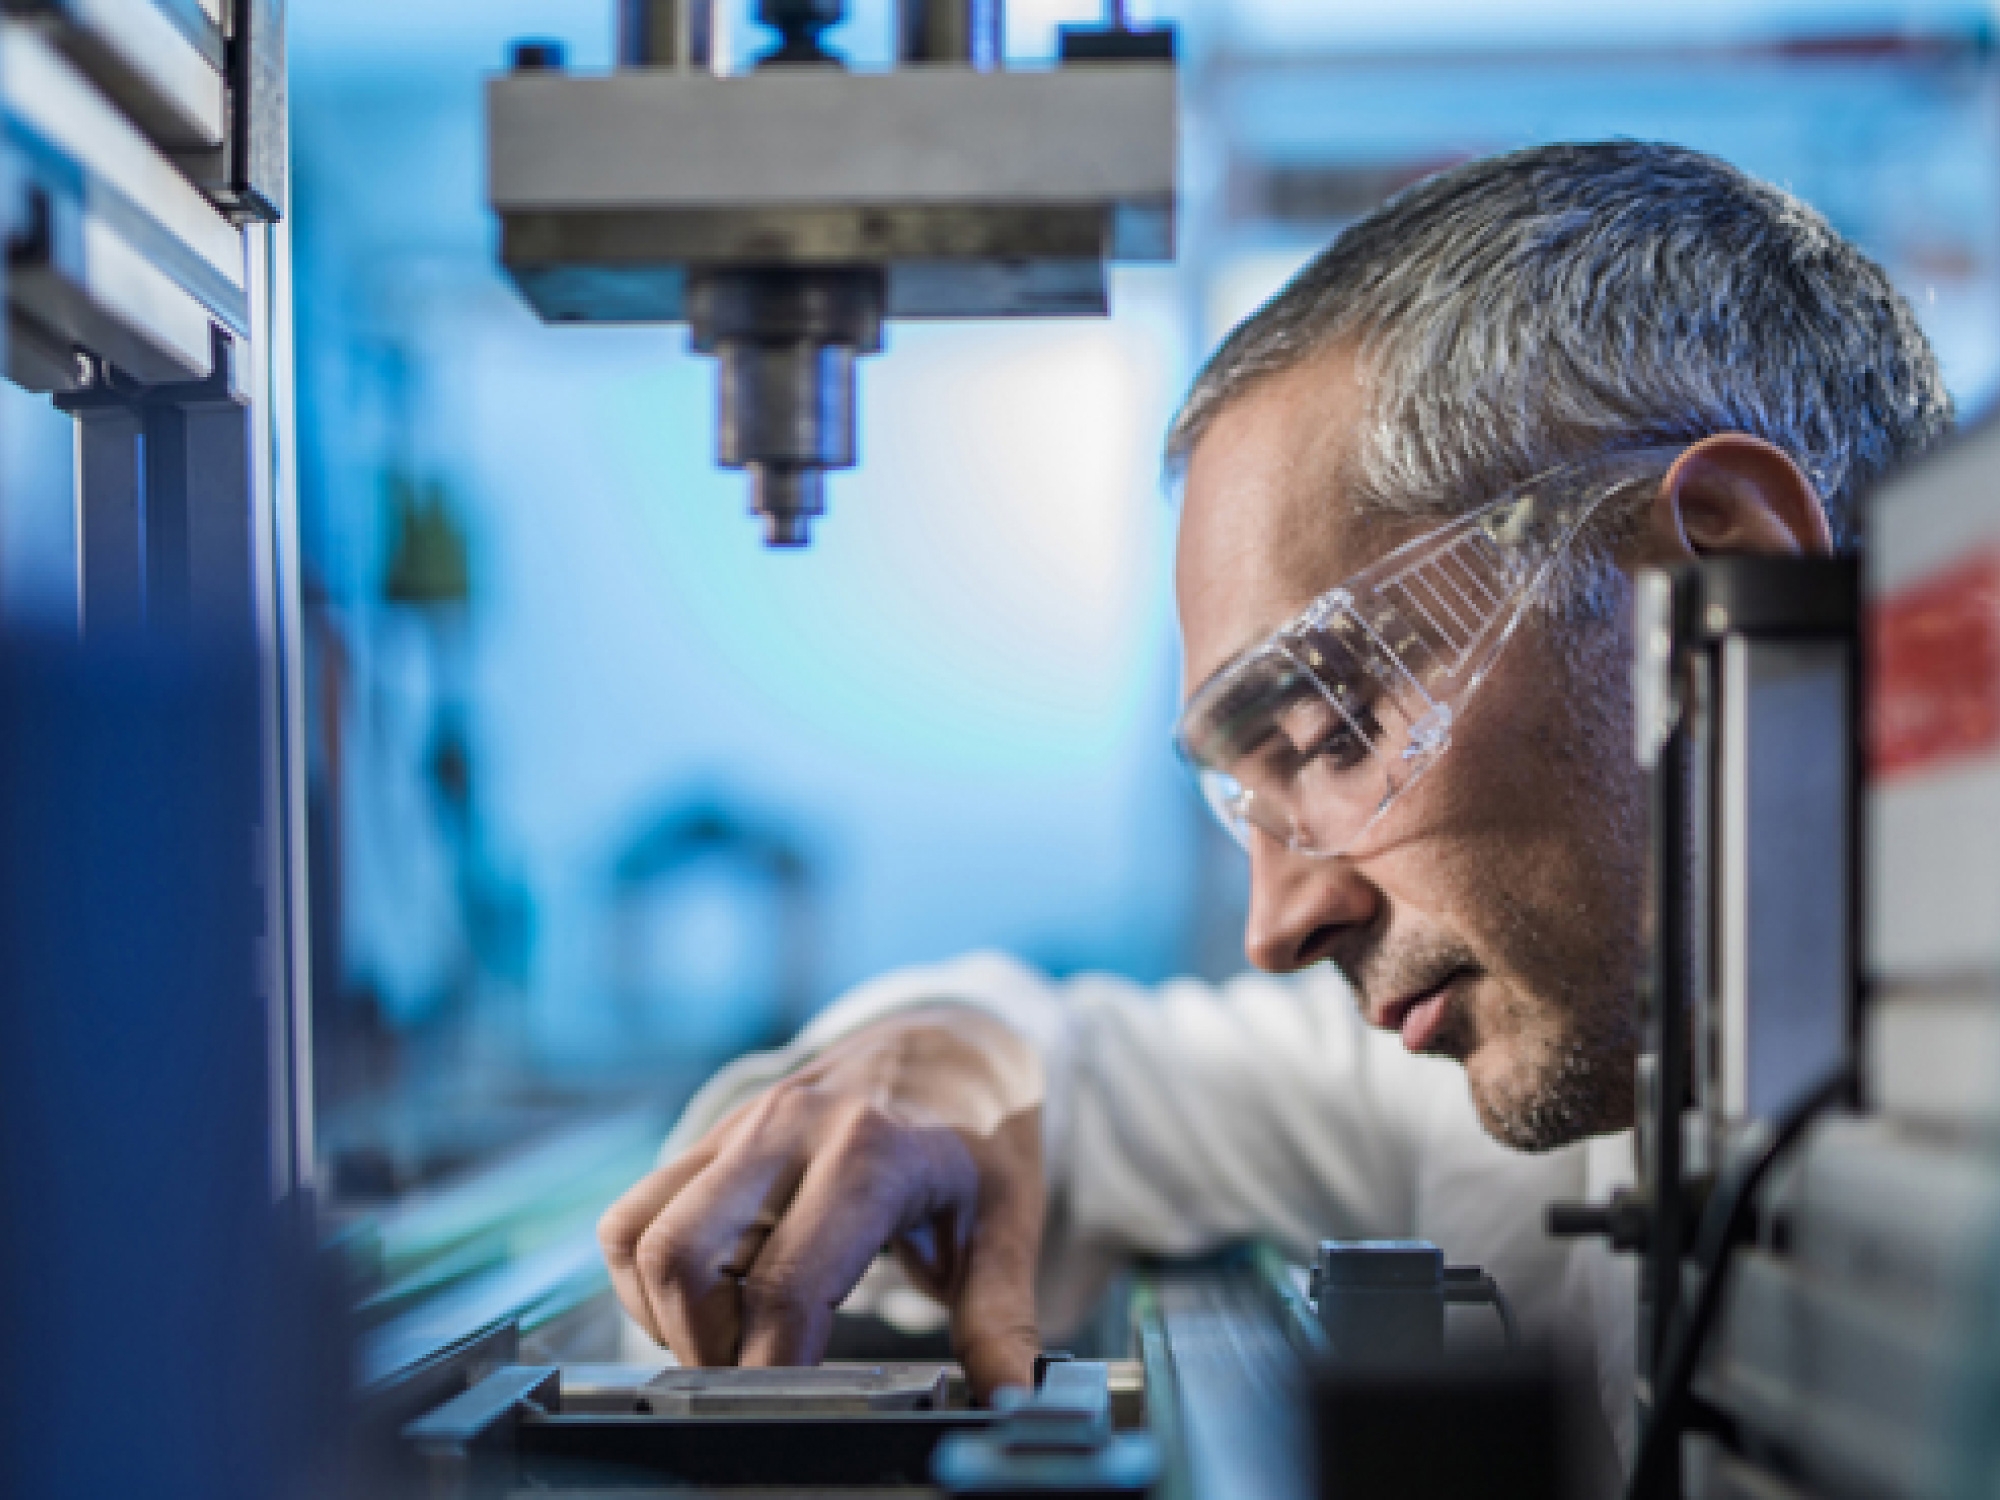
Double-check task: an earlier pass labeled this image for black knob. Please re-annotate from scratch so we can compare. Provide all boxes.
[511,39,567,71]
[756,0,847,65]
[1547,1188,1651,1252]
[1547,1202,1613,1238]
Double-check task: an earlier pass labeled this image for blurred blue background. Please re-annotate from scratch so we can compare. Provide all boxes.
[6,0,1997,1186]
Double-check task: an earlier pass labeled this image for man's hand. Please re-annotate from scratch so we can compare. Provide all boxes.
[598,1007,1046,1401]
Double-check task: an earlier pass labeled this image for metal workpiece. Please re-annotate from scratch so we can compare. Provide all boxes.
[692,266,882,545]
[639,1362,952,1414]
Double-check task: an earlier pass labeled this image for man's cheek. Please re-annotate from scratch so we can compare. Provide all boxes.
[1462,983,1533,1069]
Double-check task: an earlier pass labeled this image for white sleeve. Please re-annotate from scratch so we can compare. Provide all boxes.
[656,950,1593,1350]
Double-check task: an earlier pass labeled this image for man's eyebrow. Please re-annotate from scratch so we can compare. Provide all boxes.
[1183,643,1260,716]
[1184,641,1295,733]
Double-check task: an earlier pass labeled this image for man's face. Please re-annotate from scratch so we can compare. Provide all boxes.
[1176,345,1644,1150]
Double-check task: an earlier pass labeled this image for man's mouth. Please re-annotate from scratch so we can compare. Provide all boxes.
[1377,970,1473,1055]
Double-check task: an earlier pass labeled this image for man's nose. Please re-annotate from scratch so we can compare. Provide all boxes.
[1242,828,1381,973]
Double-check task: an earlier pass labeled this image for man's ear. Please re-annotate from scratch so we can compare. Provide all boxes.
[1644,434,1833,562]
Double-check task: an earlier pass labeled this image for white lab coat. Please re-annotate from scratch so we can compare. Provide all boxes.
[653,950,1641,1476]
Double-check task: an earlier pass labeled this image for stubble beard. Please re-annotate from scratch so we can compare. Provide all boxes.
[1443,974,1639,1152]
[1445,600,1648,1153]
[1469,606,1648,1152]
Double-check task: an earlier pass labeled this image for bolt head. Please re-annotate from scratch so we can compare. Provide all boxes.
[511,39,567,71]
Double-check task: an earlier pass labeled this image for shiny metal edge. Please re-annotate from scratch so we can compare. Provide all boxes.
[488,64,1177,212]
[2,22,242,293]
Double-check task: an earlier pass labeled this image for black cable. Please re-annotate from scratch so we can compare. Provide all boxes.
[1487,1276,1519,1349]
[1441,1267,1518,1348]
[1624,1071,1850,1500]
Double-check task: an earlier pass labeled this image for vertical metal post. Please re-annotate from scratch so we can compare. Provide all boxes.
[73,405,148,633]
[1623,565,1699,1500]
[897,0,1003,66]
[57,301,313,1207]
[247,214,316,1201]
[143,404,192,632]
[183,399,255,634]
[1640,573,1695,1474]
[620,0,714,67]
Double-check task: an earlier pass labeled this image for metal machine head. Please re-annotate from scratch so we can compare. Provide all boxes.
[486,0,1178,546]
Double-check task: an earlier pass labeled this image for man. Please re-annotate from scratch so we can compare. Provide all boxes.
[597,141,1952,1465]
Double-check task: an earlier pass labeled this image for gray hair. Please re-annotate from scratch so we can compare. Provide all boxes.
[1166,140,1953,565]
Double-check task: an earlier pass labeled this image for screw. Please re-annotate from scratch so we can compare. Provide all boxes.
[511,39,567,71]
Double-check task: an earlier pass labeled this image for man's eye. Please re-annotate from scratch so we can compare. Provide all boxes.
[1308,719,1371,771]
[1277,697,1375,773]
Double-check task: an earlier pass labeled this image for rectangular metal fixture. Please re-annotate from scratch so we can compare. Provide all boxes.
[488,63,1176,322]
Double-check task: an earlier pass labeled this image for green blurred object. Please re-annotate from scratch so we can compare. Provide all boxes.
[383,473,472,608]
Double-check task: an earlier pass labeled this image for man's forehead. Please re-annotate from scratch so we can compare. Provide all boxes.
[1173,348,1393,697]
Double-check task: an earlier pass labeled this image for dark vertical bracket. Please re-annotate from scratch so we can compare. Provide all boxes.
[57,326,254,640]
[1640,567,1699,1482]
[179,0,288,223]
[1555,556,1858,1500]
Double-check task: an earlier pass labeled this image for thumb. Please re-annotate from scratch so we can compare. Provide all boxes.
[949,1111,1045,1404]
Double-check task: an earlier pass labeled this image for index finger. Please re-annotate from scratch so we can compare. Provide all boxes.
[738,1119,979,1369]
[598,1145,716,1347]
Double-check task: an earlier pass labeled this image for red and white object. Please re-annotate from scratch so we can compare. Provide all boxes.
[1868,415,2000,983]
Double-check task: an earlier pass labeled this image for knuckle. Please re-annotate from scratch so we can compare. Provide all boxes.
[739,1266,816,1326]
[596,1205,642,1266]
[633,1225,699,1288]
[760,1081,818,1134]
[829,1101,899,1160]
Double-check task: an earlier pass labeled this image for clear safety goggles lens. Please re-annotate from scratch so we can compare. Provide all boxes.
[1177,448,1680,858]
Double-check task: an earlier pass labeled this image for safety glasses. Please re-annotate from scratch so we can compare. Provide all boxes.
[1175,448,1681,859]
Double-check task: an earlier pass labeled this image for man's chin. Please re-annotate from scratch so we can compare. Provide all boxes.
[1462,1042,1633,1154]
